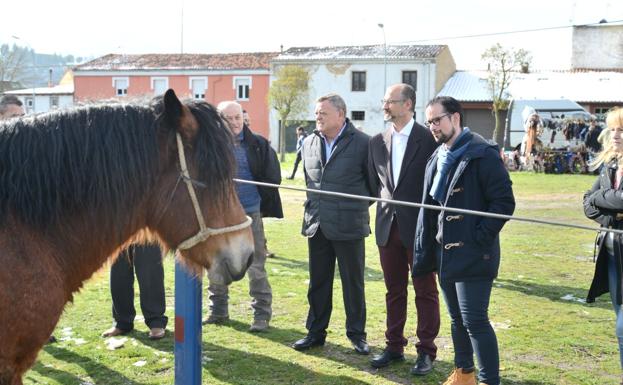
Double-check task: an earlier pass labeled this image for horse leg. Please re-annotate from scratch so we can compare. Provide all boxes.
[0,244,66,385]
[0,364,16,385]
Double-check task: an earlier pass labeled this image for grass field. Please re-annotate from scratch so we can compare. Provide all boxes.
[24,157,621,385]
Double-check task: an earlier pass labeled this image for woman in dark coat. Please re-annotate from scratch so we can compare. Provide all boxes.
[583,106,623,383]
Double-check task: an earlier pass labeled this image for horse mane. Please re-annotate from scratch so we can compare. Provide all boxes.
[0,98,235,235]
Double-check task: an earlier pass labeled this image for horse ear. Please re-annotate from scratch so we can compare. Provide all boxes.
[163,89,182,122]
[162,88,198,140]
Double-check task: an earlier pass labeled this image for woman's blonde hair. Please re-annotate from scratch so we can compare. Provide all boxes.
[590,107,623,171]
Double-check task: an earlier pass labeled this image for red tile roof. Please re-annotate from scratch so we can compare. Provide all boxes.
[74,52,278,71]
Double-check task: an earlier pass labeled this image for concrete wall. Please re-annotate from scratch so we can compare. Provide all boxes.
[572,25,623,70]
[15,94,73,114]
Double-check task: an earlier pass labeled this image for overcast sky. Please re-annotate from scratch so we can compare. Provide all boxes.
[2,0,622,70]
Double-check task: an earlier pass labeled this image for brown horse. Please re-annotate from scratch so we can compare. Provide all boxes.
[0,89,254,385]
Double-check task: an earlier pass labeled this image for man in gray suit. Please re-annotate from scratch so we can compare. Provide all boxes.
[292,93,372,355]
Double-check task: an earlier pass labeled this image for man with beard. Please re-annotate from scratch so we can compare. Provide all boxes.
[414,96,514,385]
[368,84,440,375]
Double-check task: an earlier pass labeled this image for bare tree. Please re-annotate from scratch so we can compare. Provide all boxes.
[0,44,31,93]
[481,43,531,148]
[268,65,310,161]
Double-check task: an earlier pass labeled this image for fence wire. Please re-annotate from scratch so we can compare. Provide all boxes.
[233,178,623,236]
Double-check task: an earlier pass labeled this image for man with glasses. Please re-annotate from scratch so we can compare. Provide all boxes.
[0,95,25,119]
[368,84,440,375]
[414,96,515,385]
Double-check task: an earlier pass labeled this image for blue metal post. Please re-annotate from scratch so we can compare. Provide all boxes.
[174,261,202,385]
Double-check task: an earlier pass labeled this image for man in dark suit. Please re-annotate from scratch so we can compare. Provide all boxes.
[292,93,372,355]
[368,84,440,375]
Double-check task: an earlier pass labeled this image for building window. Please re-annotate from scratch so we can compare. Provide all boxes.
[50,96,59,109]
[352,71,366,92]
[24,97,33,113]
[351,111,365,121]
[151,77,168,95]
[402,71,417,90]
[189,77,207,99]
[112,77,129,96]
[233,77,251,101]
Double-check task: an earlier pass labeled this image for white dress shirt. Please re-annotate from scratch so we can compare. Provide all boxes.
[391,118,414,187]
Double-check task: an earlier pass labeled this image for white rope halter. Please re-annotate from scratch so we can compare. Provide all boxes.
[175,132,252,250]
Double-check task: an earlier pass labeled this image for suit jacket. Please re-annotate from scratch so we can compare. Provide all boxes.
[368,121,438,248]
[301,119,372,240]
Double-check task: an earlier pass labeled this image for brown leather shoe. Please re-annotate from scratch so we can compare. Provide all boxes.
[149,327,166,340]
[442,368,476,385]
[101,327,129,338]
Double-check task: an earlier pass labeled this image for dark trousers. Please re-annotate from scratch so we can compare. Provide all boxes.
[290,151,302,178]
[378,220,440,356]
[440,279,499,385]
[306,229,366,341]
[110,244,168,331]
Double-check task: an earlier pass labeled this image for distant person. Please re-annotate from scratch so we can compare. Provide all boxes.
[243,109,251,127]
[101,244,168,340]
[0,95,25,119]
[206,101,283,332]
[415,96,515,385]
[521,113,542,170]
[583,106,623,385]
[287,126,307,180]
[585,118,603,155]
[368,84,440,375]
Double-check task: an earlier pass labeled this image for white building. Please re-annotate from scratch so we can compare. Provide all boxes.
[269,44,456,146]
[4,83,74,114]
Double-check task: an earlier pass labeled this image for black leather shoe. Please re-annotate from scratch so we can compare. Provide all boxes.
[410,353,434,375]
[351,339,370,355]
[292,335,325,351]
[370,349,405,368]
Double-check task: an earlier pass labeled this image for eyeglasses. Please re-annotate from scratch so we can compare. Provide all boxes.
[381,99,405,105]
[425,113,452,128]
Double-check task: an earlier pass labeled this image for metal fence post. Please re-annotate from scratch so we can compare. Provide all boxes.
[174,260,202,385]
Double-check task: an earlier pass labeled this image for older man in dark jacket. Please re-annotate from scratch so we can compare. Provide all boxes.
[414,96,514,385]
[206,101,282,332]
[292,93,373,355]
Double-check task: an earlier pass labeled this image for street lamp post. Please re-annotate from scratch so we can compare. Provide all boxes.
[377,23,387,92]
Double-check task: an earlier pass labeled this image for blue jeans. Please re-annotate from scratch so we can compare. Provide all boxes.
[607,253,623,369]
[440,279,499,385]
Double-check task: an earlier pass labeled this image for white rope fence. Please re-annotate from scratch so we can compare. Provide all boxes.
[233,178,623,236]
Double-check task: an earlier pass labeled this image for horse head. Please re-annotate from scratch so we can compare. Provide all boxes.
[150,89,254,284]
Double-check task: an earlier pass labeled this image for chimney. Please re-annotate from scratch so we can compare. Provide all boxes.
[520,62,529,73]
[48,68,53,87]
[280,44,283,53]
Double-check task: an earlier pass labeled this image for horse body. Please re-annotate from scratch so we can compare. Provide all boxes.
[0,90,254,385]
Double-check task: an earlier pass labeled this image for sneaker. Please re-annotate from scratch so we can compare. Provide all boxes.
[442,368,476,385]
[249,319,269,332]
[202,315,229,325]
